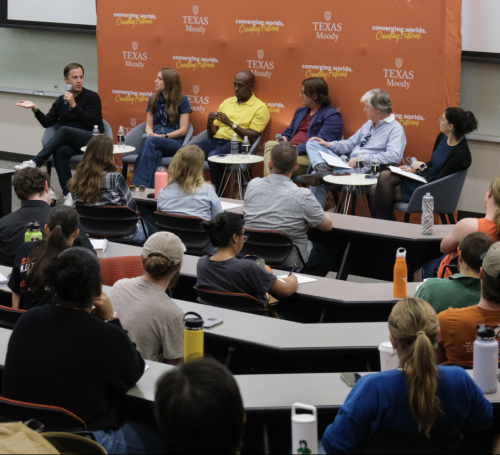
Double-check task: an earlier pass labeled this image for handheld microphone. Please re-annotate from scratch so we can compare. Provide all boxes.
[275,133,282,142]
[64,84,72,105]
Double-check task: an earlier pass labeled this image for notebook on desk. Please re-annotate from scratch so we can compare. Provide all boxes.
[90,239,108,252]
[276,274,318,285]
[0,273,8,285]
[220,201,242,211]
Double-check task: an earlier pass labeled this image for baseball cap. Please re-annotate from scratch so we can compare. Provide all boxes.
[480,242,500,279]
[142,232,186,266]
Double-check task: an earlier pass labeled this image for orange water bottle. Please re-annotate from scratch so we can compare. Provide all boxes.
[154,166,168,199]
[393,247,407,298]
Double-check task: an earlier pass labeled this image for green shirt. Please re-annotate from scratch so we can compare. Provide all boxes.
[414,273,481,314]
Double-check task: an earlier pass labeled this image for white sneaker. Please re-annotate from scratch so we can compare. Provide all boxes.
[63,193,74,207]
[14,160,36,171]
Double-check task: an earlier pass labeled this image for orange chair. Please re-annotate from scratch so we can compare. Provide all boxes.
[99,256,143,287]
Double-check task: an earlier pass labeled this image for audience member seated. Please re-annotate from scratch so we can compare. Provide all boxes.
[370,107,478,220]
[197,212,298,307]
[2,248,163,454]
[415,232,493,314]
[438,242,500,365]
[302,88,406,208]
[9,205,94,310]
[418,177,500,280]
[322,297,493,454]
[68,134,153,245]
[243,142,334,276]
[0,168,92,266]
[263,77,343,178]
[15,63,103,205]
[131,68,192,189]
[155,358,245,454]
[195,70,270,193]
[157,145,222,220]
[109,232,185,364]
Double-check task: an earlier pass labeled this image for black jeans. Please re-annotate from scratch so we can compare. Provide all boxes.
[33,126,93,195]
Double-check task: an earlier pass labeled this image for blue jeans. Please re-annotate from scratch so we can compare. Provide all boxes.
[302,241,335,277]
[93,420,165,454]
[33,126,93,195]
[131,136,183,188]
[196,138,242,194]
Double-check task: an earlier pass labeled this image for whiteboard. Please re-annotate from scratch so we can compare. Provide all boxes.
[8,0,96,26]
[0,28,97,95]
[462,0,500,54]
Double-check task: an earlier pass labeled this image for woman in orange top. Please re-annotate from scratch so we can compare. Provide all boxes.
[416,177,500,280]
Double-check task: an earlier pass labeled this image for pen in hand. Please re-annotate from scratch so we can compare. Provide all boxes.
[288,263,296,277]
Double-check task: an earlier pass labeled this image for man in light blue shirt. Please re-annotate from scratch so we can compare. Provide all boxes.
[302,89,407,207]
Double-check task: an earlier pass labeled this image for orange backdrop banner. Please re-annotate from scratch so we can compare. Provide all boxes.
[96,0,462,180]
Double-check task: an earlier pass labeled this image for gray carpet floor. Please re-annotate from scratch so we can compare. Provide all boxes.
[0,158,386,284]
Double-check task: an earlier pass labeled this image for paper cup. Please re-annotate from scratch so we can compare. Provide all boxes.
[379,341,399,371]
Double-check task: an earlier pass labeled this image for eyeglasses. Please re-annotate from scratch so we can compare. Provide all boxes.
[300,91,305,96]
[439,117,443,122]
[242,234,249,242]
[359,134,372,147]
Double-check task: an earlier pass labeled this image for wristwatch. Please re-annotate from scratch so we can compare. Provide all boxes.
[417,164,427,176]
[232,123,238,130]
[104,311,118,322]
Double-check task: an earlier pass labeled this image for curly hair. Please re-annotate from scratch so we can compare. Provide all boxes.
[12,168,50,201]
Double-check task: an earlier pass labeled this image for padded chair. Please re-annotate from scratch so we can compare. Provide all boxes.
[393,169,468,224]
[0,397,88,433]
[355,424,464,454]
[75,205,146,246]
[153,212,214,256]
[42,120,113,176]
[237,228,306,270]
[121,122,194,179]
[0,305,26,329]
[99,256,143,286]
[188,130,262,177]
[194,286,271,315]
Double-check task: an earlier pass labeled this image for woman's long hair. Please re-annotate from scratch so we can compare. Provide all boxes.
[388,298,442,437]
[149,68,184,126]
[166,145,207,194]
[68,135,116,203]
[489,176,500,241]
[26,206,79,294]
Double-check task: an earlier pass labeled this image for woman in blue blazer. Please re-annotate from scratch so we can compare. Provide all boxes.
[263,77,343,177]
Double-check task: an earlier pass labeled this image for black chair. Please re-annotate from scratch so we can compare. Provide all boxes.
[355,424,464,454]
[75,205,146,246]
[0,305,26,329]
[194,286,271,316]
[0,397,88,433]
[237,228,306,270]
[153,212,214,256]
[440,255,459,278]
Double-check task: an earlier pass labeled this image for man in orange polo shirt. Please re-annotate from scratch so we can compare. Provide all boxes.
[438,242,500,365]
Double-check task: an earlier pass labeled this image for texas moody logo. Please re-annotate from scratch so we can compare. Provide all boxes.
[313,11,342,41]
[186,85,209,113]
[183,5,208,34]
[383,58,413,89]
[247,50,274,79]
[122,42,147,69]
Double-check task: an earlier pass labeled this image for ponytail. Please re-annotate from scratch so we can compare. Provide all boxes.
[201,212,243,248]
[26,206,79,294]
[444,107,478,139]
[388,298,441,437]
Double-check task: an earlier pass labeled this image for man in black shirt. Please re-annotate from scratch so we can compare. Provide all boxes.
[15,63,104,205]
[0,168,94,266]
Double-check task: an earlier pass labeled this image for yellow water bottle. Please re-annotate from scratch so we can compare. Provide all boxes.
[184,312,204,362]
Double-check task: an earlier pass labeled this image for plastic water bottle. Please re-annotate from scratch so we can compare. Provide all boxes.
[422,193,434,235]
[92,125,99,136]
[154,166,168,198]
[355,155,364,174]
[291,403,318,455]
[371,156,380,176]
[25,221,43,243]
[242,136,250,158]
[393,247,407,298]
[473,325,498,394]
[184,312,204,362]
[117,126,125,148]
[231,133,239,155]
